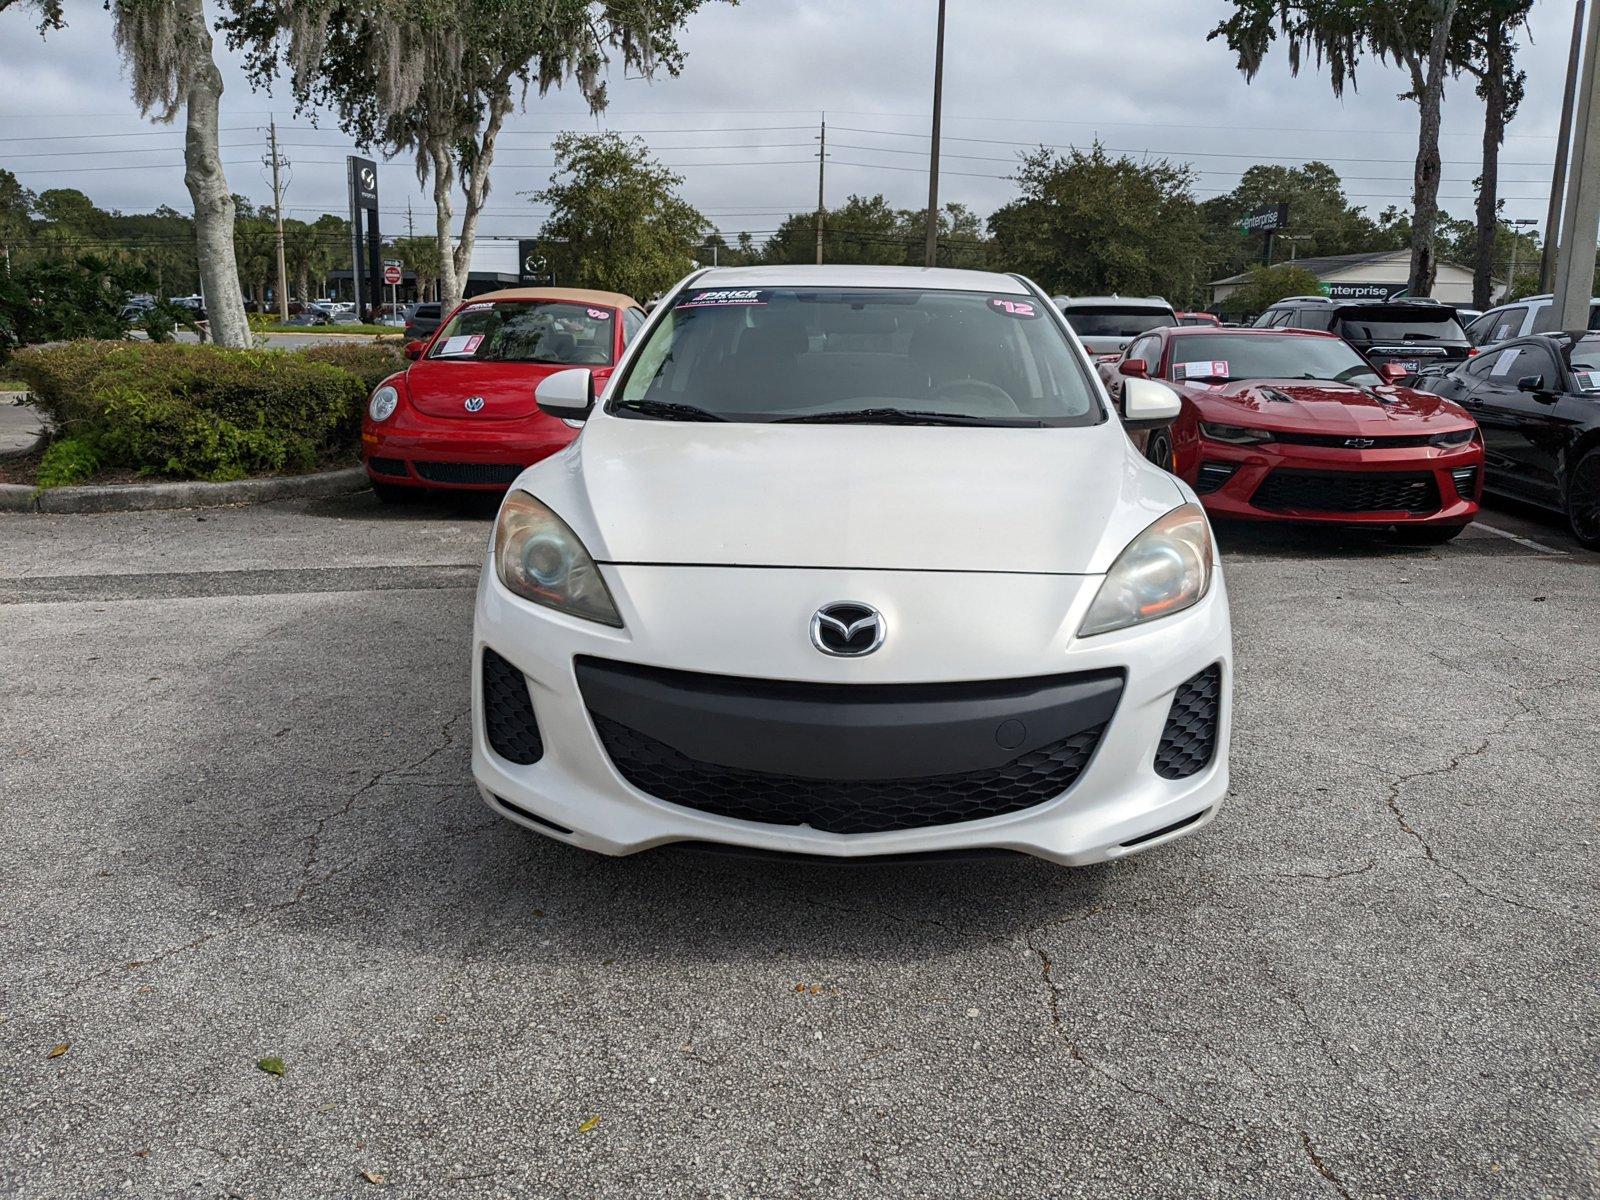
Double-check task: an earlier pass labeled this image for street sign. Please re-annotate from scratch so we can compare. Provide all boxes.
[383,265,402,286]
[1240,203,1289,234]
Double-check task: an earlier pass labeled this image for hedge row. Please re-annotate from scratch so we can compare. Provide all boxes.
[11,340,403,486]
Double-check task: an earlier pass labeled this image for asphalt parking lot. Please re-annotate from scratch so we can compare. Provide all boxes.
[2,494,1595,1198]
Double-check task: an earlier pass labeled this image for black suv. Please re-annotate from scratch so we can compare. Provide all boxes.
[1253,297,1473,380]
[404,302,444,342]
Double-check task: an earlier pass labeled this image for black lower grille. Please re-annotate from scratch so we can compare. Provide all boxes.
[591,714,1106,835]
[1253,469,1441,514]
[368,456,408,477]
[1154,665,1221,780]
[415,461,522,485]
[482,648,543,765]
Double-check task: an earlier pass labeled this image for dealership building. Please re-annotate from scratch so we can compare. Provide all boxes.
[1208,249,1492,308]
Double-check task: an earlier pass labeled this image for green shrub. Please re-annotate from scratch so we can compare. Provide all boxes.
[10,341,374,482]
[298,341,405,393]
[35,437,101,489]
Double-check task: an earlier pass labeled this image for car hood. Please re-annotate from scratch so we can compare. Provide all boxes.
[519,415,1185,575]
[1180,378,1473,433]
[404,358,613,421]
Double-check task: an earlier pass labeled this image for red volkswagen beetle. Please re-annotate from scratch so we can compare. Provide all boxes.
[1103,326,1483,542]
[362,287,646,500]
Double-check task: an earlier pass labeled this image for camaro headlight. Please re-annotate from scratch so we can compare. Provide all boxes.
[493,491,622,627]
[1079,504,1214,638]
[1199,421,1272,445]
[368,385,399,422]
[1429,427,1476,448]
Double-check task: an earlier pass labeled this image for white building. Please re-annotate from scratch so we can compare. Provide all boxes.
[1209,249,1495,308]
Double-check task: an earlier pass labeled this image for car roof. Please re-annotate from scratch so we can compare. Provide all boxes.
[690,264,1030,294]
[1055,295,1173,309]
[463,286,639,309]
[1166,326,1339,339]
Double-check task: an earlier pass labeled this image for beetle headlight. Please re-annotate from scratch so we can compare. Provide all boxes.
[368,384,399,422]
[1079,504,1214,637]
[493,491,622,627]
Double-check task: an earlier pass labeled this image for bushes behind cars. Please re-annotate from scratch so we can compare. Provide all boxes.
[10,340,404,485]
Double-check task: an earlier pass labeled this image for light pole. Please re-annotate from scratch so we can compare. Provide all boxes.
[923,0,947,269]
[1554,0,1600,328]
[1505,217,1539,300]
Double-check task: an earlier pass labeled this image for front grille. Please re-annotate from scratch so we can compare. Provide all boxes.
[1253,469,1441,514]
[482,648,543,765]
[1195,461,1238,494]
[368,456,408,477]
[591,714,1106,836]
[1154,665,1222,780]
[414,461,522,485]
[1270,432,1435,449]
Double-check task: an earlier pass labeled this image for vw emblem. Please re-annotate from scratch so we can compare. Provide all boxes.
[464,396,486,413]
[1344,437,1376,448]
[810,602,885,657]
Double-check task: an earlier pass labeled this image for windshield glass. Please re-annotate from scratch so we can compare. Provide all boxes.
[1168,334,1381,384]
[1061,306,1175,337]
[428,300,615,365]
[1334,312,1468,343]
[614,287,1102,426]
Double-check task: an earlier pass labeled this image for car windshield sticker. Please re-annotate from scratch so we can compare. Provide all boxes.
[438,334,484,356]
[987,297,1040,319]
[587,307,611,320]
[1573,369,1600,392]
[1173,360,1229,381]
[1491,348,1519,376]
[677,288,768,309]
[461,302,495,313]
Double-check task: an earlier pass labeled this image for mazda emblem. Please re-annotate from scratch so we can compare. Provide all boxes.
[811,602,885,657]
[464,396,486,413]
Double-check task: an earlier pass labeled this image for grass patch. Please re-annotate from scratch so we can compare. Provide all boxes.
[255,323,398,336]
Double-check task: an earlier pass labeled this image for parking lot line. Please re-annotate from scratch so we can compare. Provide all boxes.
[1470,521,1568,556]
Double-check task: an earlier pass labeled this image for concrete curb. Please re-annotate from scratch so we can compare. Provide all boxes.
[0,466,369,514]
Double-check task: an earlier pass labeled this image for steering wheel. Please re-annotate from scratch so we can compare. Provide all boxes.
[930,377,1016,410]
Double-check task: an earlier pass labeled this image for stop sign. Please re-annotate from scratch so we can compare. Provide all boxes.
[383,265,402,286]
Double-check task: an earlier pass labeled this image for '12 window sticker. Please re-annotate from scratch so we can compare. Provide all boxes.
[987,296,1039,319]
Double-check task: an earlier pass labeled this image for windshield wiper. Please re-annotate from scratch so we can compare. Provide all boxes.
[612,399,726,422]
[776,407,1041,427]
[1181,374,1237,384]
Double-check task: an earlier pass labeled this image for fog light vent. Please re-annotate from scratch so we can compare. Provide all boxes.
[1195,462,1238,495]
[483,647,544,765]
[1154,664,1221,780]
[1451,467,1480,499]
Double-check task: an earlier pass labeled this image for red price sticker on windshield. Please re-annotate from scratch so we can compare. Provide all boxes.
[1174,360,1229,381]
[987,297,1039,319]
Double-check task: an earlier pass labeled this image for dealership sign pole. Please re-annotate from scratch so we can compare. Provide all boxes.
[347,156,382,321]
[1240,203,1289,266]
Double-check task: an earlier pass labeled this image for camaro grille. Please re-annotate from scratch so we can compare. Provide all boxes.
[1154,665,1222,780]
[1252,469,1441,514]
[482,647,543,765]
[414,461,523,485]
[1269,432,1435,449]
[589,714,1106,835]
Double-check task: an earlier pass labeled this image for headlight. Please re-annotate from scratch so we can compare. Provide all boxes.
[1199,421,1272,445]
[368,384,399,422]
[493,491,622,627]
[1429,427,1476,448]
[1079,504,1214,638]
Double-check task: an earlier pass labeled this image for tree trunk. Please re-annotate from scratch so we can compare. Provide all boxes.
[1408,0,1461,297]
[177,0,249,348]
[1473,28,1509,309]
[453,85,514,305]
[431,142,460,312]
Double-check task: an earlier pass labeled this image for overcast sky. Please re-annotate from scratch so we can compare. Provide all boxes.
[0,1,1579,249]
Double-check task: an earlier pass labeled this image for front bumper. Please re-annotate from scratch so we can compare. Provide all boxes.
[362,404,576,491]
[1180,437,1482,526]
[470,557,1232,866]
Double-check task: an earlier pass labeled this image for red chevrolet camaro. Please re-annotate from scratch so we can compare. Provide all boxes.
[1104,326,1484,541]
[362,287,646,500]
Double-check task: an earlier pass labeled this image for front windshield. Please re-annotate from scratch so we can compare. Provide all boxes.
[614,287,1102,426]
[1168,334,1381,385]
[1062,307,1174,337]
[429,300,615,365]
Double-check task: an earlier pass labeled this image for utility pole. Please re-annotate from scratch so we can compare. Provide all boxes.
[923,0,948,269]
[267,117,290,320]
[1543,0,1587,291]
[815,114,827,265]
[1554,0,1600,327]
[1506,217,1539,300]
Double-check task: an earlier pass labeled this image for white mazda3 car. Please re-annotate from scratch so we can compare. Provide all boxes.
[470,265,1231,865]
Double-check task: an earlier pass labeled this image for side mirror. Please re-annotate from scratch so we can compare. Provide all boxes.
[1516,374,1546,394]
[1379,362,1407,382]
[1122,376,1182,430]
[536,368,595,421]
[1118,359,1149,379]
[404,340,425,361]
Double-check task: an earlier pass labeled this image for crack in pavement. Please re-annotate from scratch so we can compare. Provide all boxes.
[1299,1128,1354,1199]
